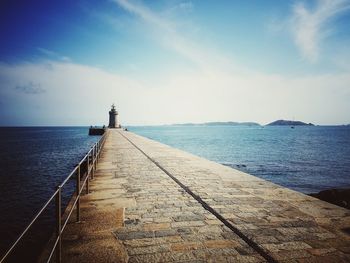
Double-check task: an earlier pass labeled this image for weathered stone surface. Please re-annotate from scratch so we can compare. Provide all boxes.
[123,236,182,247]
[204,240,240,249]
[171,242,202,251]
[120,130,350,261]
[60,129,350,262]
[114,231,155,240]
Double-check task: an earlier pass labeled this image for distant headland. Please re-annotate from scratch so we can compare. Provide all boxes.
[267,119,314,126]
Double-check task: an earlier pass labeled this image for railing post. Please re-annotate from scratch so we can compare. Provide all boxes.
[94,145,97,164]
[97,142,100,160]
[94,145,97,169]
[76,165,80,222]
[0,134,108,263]
[86,154,89,194]
[91,147,95,180]
[55,186,62,263]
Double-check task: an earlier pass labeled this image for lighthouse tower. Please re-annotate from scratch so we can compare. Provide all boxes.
[108,104,119,128]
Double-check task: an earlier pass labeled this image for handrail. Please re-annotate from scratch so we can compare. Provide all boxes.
[60,166,78,187]
[0,130,108,263]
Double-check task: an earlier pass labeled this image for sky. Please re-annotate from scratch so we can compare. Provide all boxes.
[0,0,350,126]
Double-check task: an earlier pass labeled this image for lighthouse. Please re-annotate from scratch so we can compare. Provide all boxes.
[108,104,119,128]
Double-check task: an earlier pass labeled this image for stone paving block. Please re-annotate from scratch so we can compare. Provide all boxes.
[171,242,202,251]
[171,221,206,228]
[123,236,182,247]
[173,213,205,222]
[271,250,311,260]
[114,230,155,240]
[127,244,170,255]
[154,229,178,237]
[128,251,187,263]
[203,240,241,249]
[143,223,171,231]
[262,241,312,252]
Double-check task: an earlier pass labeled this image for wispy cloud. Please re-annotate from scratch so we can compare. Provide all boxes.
[112,0,231,72]
[15,82,46,95]
[178,2,193,11]
[168,1,194,13]
[113,0,173,31]
[37,47,71,62]
[290,0,350,62]
[37,47,57,57]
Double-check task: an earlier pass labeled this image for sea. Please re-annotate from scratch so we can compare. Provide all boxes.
[0,127,100,262]
[0,125,350,261]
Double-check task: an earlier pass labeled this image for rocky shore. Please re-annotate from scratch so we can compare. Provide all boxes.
[309,188,350,209]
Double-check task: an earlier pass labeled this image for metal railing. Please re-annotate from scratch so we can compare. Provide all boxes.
[0,130,108,263]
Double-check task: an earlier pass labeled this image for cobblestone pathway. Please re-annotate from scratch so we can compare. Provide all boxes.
[62,130,350,262]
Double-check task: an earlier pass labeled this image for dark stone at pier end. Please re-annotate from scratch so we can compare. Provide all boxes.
[310,188,350,209]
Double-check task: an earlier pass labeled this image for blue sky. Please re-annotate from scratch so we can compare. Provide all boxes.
[1,0,350,125]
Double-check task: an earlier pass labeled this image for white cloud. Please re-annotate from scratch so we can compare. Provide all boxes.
[0,60,349,126]
[290,0,350,62]
[0,61,144,125]
[37,47,72,62]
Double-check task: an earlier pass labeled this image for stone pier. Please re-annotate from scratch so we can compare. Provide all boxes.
[61,129,350,262]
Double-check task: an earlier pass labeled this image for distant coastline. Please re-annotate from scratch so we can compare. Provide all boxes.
[168,119,315,127]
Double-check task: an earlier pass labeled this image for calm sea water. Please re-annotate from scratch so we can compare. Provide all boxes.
[129,125,350,193]
[0,127,100,262]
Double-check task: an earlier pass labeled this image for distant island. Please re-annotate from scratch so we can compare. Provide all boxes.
[267,120,314,126]
[172,121,260,126]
